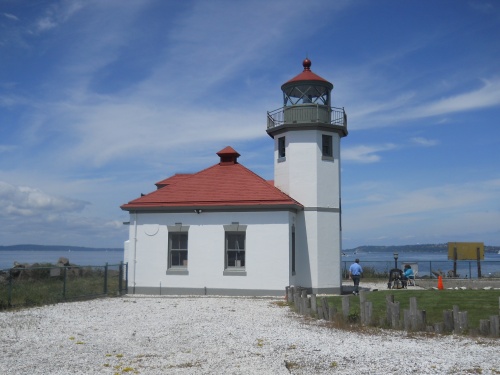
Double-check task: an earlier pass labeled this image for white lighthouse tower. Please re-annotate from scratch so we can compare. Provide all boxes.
[267,58,347,294]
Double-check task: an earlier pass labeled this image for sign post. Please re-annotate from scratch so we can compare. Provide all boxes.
[447,242,484,278]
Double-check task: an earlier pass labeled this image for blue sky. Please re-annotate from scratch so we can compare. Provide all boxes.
[1,0,499,249]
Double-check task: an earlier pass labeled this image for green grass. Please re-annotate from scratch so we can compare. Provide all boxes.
[0,267,124,309]
[328,289,500,329]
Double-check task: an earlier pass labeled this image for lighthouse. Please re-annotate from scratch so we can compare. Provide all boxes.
[267,58,347,294]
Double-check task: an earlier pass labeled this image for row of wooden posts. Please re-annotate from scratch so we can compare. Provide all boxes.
[285,286,500,337]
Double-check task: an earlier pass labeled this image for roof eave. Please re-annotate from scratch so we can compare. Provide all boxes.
[121,203,303,213]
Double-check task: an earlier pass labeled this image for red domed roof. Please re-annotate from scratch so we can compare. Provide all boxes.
[283,58,332,86]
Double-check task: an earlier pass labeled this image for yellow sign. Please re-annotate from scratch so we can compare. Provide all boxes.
[447,242,484,260]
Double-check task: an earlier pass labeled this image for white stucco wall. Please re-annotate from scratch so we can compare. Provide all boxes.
[274,127,343,293]
[126,210,293,295]
[274,129,341,209]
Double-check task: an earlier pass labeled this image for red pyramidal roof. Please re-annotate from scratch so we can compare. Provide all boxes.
[121,147,302,211]
[283,58,331,85]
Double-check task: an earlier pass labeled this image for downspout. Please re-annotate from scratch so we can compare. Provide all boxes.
[133,211,138,294]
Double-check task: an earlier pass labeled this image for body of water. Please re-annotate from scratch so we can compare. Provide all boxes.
[0,249,124,270]
[1,248,499,278]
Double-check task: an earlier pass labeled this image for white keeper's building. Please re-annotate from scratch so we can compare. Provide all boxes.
[121,58,348,296]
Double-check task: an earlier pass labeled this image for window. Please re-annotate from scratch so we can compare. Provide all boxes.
[322,134,333,158]
[278,136,286,159]
[223,224,247,276]
[168,232,188,268]
[225,232,245,269]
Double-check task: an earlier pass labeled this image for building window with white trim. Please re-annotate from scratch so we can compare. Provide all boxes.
[169,232,188,268]
[223,223,247,276]
[166,224,189,275]
[226,232,245,268]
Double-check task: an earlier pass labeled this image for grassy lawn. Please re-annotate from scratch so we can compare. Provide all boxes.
[328,289,500,329]
[0,270,123,310]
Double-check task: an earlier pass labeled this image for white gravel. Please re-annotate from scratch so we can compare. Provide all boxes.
[1,294,499,374]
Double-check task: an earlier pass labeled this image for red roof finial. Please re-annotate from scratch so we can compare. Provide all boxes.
[303,58,311,71]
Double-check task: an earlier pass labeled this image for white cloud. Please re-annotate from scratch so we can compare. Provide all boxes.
[34,1,85,33]
[343,179,500,245]
[411,137,439,147]
[343,144,397,163]
[0,181,88,217]
[417,78,500,117]
[3,13,19,21]
[0,180,129,247]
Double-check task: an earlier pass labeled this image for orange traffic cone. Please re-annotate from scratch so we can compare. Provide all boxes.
[437,275,444,290]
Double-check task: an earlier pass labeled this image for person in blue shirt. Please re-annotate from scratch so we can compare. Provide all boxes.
[349,258,363,295]
[402,264,414,286]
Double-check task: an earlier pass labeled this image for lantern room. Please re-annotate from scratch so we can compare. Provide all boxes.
[267,58,347,136]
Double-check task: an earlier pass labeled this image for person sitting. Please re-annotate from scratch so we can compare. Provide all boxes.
[402,264,414,287]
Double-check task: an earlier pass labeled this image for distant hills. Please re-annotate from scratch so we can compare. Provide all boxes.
[1,243,499,253]
[0,244,122,252]
[344,243,500,253]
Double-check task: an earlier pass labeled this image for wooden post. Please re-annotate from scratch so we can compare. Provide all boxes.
[457,311,468,334]
[385,294,394,325]
[443,310,454,332]
[490,315,499,337]
[310,294,317,315]
[364,301,373,326]
[409,297,419,330]
[322,297,330,321]
[479,320,490,336]
[453,305,460,333]
[341,295,350,318]
[453,247,457,278]
[293,288,300,307]
[403,309,411,330]
[359,290,367,323]
[420,310,427,331]
[391,301,400,329]
[298,296,304,315]
[476,247,482,278]
[305,296,311,316]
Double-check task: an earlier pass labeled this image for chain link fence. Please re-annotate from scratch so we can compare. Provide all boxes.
[342,260,500,280]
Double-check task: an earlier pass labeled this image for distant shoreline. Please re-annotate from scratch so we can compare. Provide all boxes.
[0,249,122,252]
[0,245,122,252]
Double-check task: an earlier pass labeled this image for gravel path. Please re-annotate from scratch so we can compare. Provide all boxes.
[1,295,498,374]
